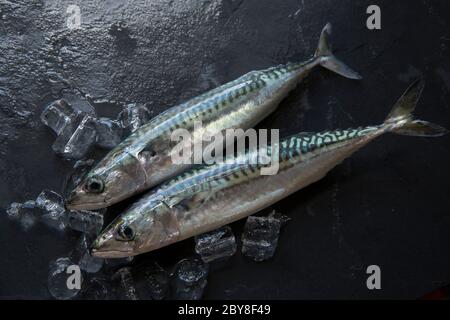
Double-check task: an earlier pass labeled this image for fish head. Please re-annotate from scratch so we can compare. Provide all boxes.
[65,151,147,210]
[91,200,180,258]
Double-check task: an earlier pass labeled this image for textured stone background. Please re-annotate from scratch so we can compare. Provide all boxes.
[1,0,450,299]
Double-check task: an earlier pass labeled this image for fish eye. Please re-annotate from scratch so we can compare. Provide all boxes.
[116,223,135,241]
[84,177,104,193]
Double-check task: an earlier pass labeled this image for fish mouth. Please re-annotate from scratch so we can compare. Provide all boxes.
[65,200,108,211]
[90,228,135,258]
[90,247,134,258]
[65,190,109,210]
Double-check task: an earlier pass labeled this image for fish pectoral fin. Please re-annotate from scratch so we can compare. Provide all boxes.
[138,145,156,158]
[180,192,212,210]
[167,191,214,211]
[138,139,174,161]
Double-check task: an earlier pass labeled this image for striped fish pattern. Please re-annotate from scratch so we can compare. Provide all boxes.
[66,23,361,211]
[147,126,381,208]
[90,124,388,257]
[91,80,448,259]
[120,60,314,149]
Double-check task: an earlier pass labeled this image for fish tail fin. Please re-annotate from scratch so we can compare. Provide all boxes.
[314,23,362,80]
[383,78,448,137]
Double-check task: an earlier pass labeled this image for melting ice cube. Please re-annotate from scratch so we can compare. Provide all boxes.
[42,96,99,159]
[40,99,75,135]
[117,103,151,133]
[268,210,291,227]
[52,114,97,160]
[6,200,39,231]
[241,214,283,262]
[195,226,237,263]
[35,190,67,231]
[36,190,65,212]
[95,118,123,149]
[67,210,104,236]
[71,234,104,273]
[143,263,170,300]
[113,267,138,300]
[81,276,110,300]
[172,258,209,300]
[62,93,96,116]
[47,257,83,300]
[6,202,23,221]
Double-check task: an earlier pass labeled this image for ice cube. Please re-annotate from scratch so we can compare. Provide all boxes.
[20,200,39,231]
[73,159,96,169]
[40,99,75,135]
[6,201,39,231]
[52,114,97,160]
[143,263,170,300]
[62,93,96,116]
[117,103,151,133]
[36,190,64,211]
[6,202,22,221]
[81,276,110,300]
[195,226,237,263]
[71,235,104,273]
[67,210,104,236]
[113,267,138,300]
[95,118,123,149]
[47,257,83,300]
[172,258,209,300]
[79,252,103,274]
[241,215,282,262]
[36,190,67,231]
[268,210,291,227]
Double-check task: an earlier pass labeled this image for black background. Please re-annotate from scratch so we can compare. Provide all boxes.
[1,0,450,299]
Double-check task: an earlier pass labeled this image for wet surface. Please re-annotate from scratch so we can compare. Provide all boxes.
[1,0,450,299]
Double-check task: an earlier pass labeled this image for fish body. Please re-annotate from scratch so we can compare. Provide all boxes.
[66,23,361,210]
[91,127,381,257]
[91,80,448,258]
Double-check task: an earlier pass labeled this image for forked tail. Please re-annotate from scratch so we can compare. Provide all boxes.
[383,78,448,137]
[314,23,362,80]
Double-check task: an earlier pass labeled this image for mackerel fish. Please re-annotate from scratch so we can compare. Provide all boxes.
[66,23,361,210]
[91,79,448,257]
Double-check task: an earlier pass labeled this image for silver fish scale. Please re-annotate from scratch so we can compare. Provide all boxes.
[159,159,252,200]
[135,78,266,141]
